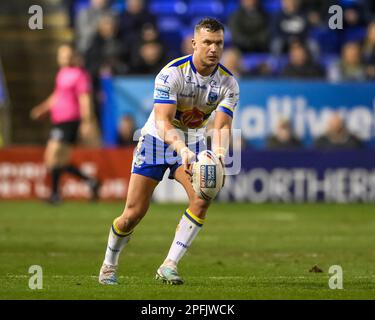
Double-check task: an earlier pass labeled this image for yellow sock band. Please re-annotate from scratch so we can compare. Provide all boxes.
[112,218,133,237]
[184,208,205,227]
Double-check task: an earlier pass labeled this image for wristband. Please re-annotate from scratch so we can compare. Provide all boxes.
[213,147,227,159]
[180,146,190,157]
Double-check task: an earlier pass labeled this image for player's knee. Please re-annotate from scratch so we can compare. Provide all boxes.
[119,203,148,230]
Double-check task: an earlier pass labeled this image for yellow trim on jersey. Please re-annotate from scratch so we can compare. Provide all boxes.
[218,66,231,77]
[185,208,205,225]
[178,61,190,69]
[219,104,234,112]
[164,55,191,69]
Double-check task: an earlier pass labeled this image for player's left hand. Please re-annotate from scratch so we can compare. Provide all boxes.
[180,147,196,180]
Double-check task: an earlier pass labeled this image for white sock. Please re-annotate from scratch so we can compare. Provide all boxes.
[165,209,205,265]
[103,219,133,266]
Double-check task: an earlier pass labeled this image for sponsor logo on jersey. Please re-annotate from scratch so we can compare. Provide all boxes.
[185,75,195,84]
[196,84,207,90]
[158,73,169,84]
[210,80,219,88]
[208,91,218,104]
[180,108,205,128]
[155,84,170,99]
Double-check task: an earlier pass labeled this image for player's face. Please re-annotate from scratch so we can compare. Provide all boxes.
[193,28,224,68]
[57,45,74,67]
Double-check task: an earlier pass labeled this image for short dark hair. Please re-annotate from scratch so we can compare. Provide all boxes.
[195,17,224,33]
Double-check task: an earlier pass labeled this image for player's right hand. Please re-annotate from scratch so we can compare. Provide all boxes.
[180,147,196,179]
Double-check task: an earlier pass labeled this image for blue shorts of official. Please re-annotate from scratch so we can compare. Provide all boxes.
[131,134,206,181]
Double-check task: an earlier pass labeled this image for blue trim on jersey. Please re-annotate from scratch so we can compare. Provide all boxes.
[154,99,177,104]
[217,106,233,118]
[169,56,191,68]
[219,63,234,76]
[189,55,219,77]
[210,64,219,77]
[189,55,197,74]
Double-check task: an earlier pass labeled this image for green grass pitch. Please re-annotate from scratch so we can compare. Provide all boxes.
[0,201,374,299]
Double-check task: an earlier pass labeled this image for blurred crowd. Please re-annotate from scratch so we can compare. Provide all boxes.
[266,113,363,151]
[63,0,375,81]
[58,0,375,149]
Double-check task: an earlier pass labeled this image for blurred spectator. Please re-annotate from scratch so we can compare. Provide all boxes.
[328,42,366,82]
[228,0,269,53]
[363,21,375,79]
[266,119,302,150]
[119,0,157,49]
[271,0,317,57]
[250,62,274,77]
[85,14,128,122]
[62,0,76,28]
[343,2,367,29]
[75,0,113,54]
[128,23,167,70]
[85,14,129,77]
[302,0,326,27]
[282,42,325,78]
[130,41,167,74]
[220,48,246,78]
[180,33,194,56]
[314,113,362,150]
[117,115,136,147]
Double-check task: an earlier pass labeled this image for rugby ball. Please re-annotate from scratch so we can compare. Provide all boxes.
[192,150,224,201]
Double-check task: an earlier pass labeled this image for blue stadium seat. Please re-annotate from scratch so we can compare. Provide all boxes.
[310,27,341,54]
[149,0,188,16]
[74,0,90,14]
[242,53,274,73]
[242,54,289,75]
[225,1,240,17]
[157,16,184,33]
[343,27,367,44]
[261,0,282,14]
[111,0,125,13]
[158,16,185,55]
[187,1,225,20]
[319,54,339,71]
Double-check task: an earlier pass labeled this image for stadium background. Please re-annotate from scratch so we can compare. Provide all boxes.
[0,0,375,300]
[1,0,375,202]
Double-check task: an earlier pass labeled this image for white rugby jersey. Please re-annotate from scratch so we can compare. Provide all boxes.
[141,54,240,141]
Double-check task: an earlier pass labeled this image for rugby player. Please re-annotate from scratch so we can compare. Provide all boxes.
[99,18,240,285]
[30,43,101,204]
